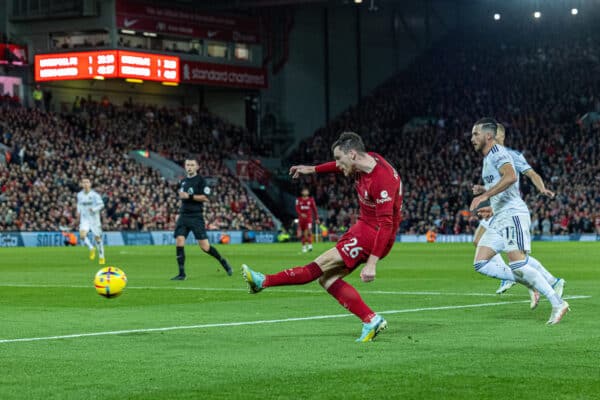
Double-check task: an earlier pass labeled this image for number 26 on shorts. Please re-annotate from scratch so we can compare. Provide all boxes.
[343,238,363,259]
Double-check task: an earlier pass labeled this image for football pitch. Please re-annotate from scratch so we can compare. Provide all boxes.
[1,242,599,399]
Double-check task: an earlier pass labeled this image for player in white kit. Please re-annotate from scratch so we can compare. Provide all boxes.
[472,123,565,298]
[469,118,569,325]
[76,178,106,265]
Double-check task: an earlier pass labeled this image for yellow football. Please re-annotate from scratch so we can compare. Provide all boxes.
[94,266,127,298]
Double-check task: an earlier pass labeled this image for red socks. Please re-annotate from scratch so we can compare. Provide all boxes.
[263,264,375,323]
[264,262,323,287]
[300,235,313,245]
[327,279,376,323]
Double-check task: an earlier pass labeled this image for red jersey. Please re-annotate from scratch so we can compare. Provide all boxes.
[315,152,403,258]
[296,196,318,221]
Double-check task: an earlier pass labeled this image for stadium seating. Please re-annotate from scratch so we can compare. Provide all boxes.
[2,17,599,236]
[289,17,600,235]
[0,104,275,232]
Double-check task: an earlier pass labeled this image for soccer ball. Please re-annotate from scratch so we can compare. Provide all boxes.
[94,266,127,298]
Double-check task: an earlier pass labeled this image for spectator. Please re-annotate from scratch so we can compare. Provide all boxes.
[288,14,600,235]
[32,85,43,110]
[0,103,275,232]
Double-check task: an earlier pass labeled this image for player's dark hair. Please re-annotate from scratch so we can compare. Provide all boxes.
[184,156,198,163]
[331,131,366,154]
[474,117,498,136]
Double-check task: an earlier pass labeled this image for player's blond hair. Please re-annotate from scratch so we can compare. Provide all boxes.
[496,123,506,145]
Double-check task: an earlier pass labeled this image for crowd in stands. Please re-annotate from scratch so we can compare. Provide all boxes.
[0,92,21,108]
[0,102,275,232]
[291,14,600,236]
[4,12,600,238]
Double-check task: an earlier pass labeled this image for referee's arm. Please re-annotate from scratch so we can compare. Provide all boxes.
[179,192,209,202]
[190,193,209,202]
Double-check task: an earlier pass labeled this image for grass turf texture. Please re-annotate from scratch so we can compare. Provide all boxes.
[0,242,598,400]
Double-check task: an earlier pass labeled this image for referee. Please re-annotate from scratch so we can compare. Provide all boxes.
[171,157,233,280]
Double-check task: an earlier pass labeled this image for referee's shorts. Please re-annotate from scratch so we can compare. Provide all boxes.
[174,215,208,240]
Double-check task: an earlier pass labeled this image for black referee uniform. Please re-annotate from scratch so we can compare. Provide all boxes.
[174,175,211,240]
[172,174,233,280]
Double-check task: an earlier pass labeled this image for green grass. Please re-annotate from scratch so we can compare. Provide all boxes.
[0,242,599,399]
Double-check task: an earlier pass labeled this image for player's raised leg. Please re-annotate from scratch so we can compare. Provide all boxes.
[473,246,516,282]
[241,259,322,291]
[242,246,387,342]
[472,222,515,293]
[241,264,265,293]
[473,224,517,281]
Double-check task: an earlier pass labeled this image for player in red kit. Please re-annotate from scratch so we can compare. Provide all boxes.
[296,188,319,253]
[242,132,402,342]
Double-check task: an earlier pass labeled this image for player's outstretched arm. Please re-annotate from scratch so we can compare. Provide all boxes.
[289,165,316,179]
[524,169,555,198]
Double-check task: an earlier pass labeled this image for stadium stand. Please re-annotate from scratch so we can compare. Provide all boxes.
[0,104,275,232]
[289,17,600,236]
[2,17,599,236]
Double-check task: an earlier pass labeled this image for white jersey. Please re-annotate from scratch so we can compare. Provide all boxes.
[482,144,528,216]
[77,190,104,223]
[506,148,532,176]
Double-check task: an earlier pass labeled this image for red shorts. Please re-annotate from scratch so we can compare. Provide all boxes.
[298,219,313,231]
[335,220,396,270]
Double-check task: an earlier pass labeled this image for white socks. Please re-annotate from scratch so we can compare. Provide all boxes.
[528,256,558,286]
[474,258,515,281]
[509,259,562,307]
[489,254,558,286]
[96,240,105,258]
[83,236,94,250]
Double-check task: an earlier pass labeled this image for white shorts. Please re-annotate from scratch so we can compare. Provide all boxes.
[478,218,491,229]
[80,219,103,237]
[478,227,505,253]
[480,212,531,253]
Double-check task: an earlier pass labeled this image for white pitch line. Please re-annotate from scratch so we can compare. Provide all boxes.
[0,295,590,344]
[0,283,519,297]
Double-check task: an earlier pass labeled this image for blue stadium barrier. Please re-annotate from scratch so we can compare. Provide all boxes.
[0,230,278,247]
[1,231,597,247]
